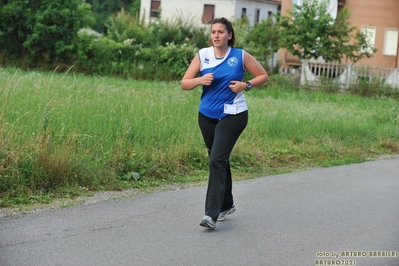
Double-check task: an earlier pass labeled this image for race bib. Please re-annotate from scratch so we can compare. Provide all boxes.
[224,104,237,115]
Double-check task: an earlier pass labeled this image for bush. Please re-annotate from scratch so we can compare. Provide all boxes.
[0,0,94,70]
[105,8,146,44]
[75,33,197,80]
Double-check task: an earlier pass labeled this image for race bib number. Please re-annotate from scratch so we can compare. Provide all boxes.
[224,104,237,115]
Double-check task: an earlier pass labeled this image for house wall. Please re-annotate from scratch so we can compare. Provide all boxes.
[140,0,280,27]
[276,0,293,67]
[346,0,399,68]
[234,0,280,26]
[140,0,234,26]
[277,0,399,68]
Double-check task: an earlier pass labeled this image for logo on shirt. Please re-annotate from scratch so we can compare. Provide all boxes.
[227,57,238,67]
[204,58,210,64]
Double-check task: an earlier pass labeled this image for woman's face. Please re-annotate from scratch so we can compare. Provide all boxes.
[210,23,231,48]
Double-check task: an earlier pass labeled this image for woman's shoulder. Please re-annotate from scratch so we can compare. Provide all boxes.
[231,47,244,52]
[230,47,245,56]
[198,47,213,59]
[228,47,244,54]
[198,47,212,53]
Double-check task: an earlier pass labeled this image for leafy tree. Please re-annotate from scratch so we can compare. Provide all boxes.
[86,0,139,33]
[246,18,279,68]
[129,0,141,17]
[276,0,374,63]
[105,8,146,43]
[231,18,252,50]
[0,0,38,62]
[0,0,94,68]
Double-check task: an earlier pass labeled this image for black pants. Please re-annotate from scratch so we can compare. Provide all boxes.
[198,111,248,221]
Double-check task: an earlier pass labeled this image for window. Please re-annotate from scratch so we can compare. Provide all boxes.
[202,5,215,23]
[361,26,376,54]
[255,9,260,24]
[241,8,247,19]
[150,0,161,18]
[384,28,398,56]
[268,11,273,20]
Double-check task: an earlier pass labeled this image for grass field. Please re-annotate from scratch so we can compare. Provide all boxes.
[1,67,398,207]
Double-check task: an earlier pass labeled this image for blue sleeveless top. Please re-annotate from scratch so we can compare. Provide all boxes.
[198,47,247,119]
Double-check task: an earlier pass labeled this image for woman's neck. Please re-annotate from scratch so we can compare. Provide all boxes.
[213,46,229,58]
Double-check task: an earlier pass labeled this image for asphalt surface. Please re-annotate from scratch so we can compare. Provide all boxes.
[1,157,399,266]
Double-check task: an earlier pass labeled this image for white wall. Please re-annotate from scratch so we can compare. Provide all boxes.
[140,0,229,25]
[235,0,280,26]
[140,0,280,26]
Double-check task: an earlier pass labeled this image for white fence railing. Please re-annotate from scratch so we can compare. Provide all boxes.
[290,61,399,90]
[280,61,399,91]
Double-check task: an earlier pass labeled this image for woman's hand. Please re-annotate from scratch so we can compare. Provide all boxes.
[229,81,246,93]
[201,73,214,86]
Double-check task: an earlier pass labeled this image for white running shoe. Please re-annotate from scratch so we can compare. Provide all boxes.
[199,215,216,229]
[217,204,236,221]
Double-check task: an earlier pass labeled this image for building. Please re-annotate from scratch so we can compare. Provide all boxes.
[140,0,282,27]
[277,0,399,69]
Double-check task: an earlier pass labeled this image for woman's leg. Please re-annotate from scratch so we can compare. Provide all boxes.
[198,111,248,221]
[221,161,233,212]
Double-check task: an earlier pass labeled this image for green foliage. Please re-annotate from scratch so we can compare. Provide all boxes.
[143,14,208,48]
[332,8,375,63]
[0,0,94,69]
[231,18,252,50]
[0,0,30,62]
[246,18,279,61]
[276,0,375,63]
[156,43,199,78]
[75,12,205,80]
[104,10,208,48]
[105,7,146,43]
[86,0,139,33]
[75,36,197,80]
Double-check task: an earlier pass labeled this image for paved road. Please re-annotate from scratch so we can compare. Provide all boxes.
[1,157,399,266]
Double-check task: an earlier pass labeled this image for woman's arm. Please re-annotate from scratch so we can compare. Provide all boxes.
[244,51,269,87]
[229,51,269,93]
[181,54,214,90]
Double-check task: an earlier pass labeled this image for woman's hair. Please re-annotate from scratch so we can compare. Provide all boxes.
[208,17,236,47]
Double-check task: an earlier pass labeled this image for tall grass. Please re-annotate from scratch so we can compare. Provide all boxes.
[1,68,398,206]
[244,87,399,169]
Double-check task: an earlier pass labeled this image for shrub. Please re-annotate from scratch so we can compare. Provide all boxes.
[0,0,94,69]
[75,35,197,80]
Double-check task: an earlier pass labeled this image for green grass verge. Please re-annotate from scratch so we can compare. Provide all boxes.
[1,67,398,208]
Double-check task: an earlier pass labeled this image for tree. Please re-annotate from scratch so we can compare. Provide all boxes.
[246,18,280,70]
[0,0,94,68]
[105,8,145,43]
[86,0,139,34]
[276,0,375,63]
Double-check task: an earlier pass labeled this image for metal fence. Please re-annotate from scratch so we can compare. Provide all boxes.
[281,61,399,90]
